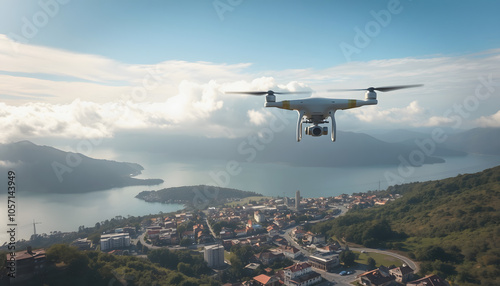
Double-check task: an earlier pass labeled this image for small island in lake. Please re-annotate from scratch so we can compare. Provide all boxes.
[136,185,262,208]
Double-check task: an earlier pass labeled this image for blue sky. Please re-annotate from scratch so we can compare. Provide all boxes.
[0,0,500,144]
[3,0,500,68]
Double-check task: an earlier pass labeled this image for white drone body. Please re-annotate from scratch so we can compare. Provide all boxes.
[227,85,422,142]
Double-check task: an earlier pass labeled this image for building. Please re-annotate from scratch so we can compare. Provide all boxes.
[280,245,302,260]
[204,244,225,268]
[252,274,280,286]
[295,190,301,210]
[407,274,449,286]
[308,252,339,272]
[254,251,285,265]
[389,264,414,283]
[357,266,395,286]
[100,233,130,251]
[284,262,322,286]
[254,211,266,223]
[71,238,92,250]
[10,247,46,284]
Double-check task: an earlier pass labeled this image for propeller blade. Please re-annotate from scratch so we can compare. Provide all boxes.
[274,91,310,94]
[327,88,366,92]
[225,90,310,96]
[328,84,423,93]
[373,84,423,92]
[225,91,269,95]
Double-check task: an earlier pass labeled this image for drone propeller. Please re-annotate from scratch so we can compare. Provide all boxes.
[225,90,310,96]
[328,84,423,92]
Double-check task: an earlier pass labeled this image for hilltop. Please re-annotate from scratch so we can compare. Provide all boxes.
[311,165,500,286]
[0,141,163,193]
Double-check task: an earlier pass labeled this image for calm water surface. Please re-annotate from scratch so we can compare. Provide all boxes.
[1,153,499,242]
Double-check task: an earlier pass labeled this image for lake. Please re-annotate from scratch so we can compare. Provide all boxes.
[1,153,499,242]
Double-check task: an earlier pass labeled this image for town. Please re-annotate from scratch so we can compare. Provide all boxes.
[3,190,448,286]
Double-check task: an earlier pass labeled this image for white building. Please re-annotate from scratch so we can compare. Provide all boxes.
[204,244,224,268]
[254,211,266,223]
[284,262,322,286]
[100,233,130,251]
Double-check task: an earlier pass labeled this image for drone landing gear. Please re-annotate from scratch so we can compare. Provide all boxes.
[329,110,336,142]
[297,110,306,142]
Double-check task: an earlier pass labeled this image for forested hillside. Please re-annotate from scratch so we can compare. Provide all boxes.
[312,165,500,286]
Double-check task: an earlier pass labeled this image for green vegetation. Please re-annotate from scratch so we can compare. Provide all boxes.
[354,252,402,268]
[221,244,293,283]
[22,244,220,286]
[136,185,262,208]
[312,165,500,286]
[224,196,272,207]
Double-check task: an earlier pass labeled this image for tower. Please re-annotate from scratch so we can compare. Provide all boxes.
[295,190,301,210]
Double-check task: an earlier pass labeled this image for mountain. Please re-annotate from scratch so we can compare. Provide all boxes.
[370,127,500,156]
[109,130,453,167]
[443,127,500,156]
[312,165,500,285]
[0,141,163,193]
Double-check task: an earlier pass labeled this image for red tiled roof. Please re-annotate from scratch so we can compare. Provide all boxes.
[253,274,272,284]
[285,262,311,273]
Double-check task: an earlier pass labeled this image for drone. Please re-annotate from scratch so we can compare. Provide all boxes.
[227,84,423,142]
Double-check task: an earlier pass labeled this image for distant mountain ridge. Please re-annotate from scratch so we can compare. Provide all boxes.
[371,127,500,156]
[0,141,163,193]
[110,129,474,167]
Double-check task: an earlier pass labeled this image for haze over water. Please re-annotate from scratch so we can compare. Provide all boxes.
[2,152,499,242]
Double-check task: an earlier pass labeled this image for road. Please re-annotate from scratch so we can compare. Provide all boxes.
[350,247,419,274]
[281,205,419,286]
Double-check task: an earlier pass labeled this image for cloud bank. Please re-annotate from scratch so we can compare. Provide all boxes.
[0,34,499,143]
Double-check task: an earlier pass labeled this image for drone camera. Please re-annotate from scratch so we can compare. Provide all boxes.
[306,126,328,137]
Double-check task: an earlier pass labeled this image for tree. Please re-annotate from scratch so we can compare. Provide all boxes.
[340,250,356,267]
[180,238,193,247]
[178,262,194,276]
[367,257,377,270]
[88,233,100,245]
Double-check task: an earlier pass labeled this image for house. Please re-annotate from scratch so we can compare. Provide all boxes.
[253,251,285,265]
[220,228,235,239]
[407,274,449,286]
[280,245,302,260]
[283,262,322,286]
[389,264,414,283]
[357,266,395,286]
[10,247,46,284]
[182,230,195,240]
[71,238,92,250]
[252,274,280,286]
[267,225,280,237]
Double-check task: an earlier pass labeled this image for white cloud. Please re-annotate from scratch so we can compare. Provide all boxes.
[247,109,271,126]
[476,110,500,127]
[1,33,499,142]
